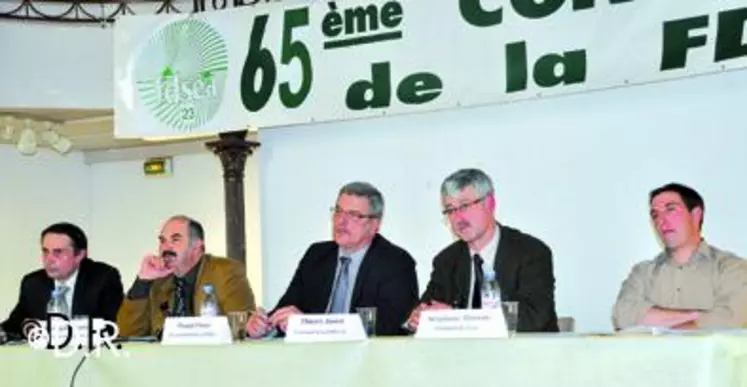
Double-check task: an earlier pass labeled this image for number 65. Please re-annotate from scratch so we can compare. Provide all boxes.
[240,8,313,112]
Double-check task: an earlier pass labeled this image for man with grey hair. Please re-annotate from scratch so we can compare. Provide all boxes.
[118,215,256,337]
[247,182,419,337]
[406,168,559,332]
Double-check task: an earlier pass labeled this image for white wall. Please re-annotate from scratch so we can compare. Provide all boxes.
[0,23,113,109]
[258,69,747,333]
[0,148,90,315]
[87,152,263,301]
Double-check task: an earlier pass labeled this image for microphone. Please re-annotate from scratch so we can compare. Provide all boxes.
[159,301,171,317]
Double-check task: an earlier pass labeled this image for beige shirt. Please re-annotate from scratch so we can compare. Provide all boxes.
[612,242,747,330]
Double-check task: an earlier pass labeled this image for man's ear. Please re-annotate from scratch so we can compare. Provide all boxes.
[191,239,206,255]
[484,193,497,212]
[691,207,704,231]
[74,248,87,263]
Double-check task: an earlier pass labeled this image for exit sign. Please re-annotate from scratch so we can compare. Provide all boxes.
[144,157,172,177]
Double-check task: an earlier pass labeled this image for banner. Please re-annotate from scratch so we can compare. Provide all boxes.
[113,0,747,138]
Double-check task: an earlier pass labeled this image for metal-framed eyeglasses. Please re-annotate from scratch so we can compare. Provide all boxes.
[441,196,487,216]
[330,206,379,221]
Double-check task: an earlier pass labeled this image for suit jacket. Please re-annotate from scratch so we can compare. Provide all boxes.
[420,224,559,332]
[1,257,124,337]
[117,254,256,337]
[275,234,419,336]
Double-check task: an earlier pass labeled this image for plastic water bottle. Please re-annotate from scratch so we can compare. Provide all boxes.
[200,284,219,317]
[481,271,502,309]
[46,288,69,317]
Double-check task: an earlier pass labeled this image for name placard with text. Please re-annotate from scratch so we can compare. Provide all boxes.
[415,309,508,339]
[161,316,232,345]
[285,314,367,343]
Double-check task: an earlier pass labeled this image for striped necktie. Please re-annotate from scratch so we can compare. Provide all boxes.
[172,277,187,317]
[55,285,70,317]
[328,257,352,313]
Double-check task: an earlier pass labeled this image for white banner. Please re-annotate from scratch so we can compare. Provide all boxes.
[113,0,747,138]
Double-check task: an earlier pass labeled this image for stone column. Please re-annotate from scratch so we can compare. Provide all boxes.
[205,130,260,265]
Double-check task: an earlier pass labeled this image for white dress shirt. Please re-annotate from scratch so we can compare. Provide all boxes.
[466,225,501,309]
[54,269,79,314]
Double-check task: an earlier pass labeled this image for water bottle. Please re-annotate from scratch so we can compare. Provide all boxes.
[200,284,219,317]
[46,288,69,317]
[481,271,502,309]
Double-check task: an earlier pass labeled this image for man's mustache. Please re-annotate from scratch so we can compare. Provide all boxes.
[162,251,177,258]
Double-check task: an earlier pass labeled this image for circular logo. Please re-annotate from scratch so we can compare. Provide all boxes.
[135,19,229,132]
[22,320,49,350]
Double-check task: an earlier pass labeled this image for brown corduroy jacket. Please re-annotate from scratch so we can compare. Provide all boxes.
[117,254,255,337]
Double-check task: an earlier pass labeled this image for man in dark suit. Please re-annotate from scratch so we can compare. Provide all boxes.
[406,168,558,332]
[247,182,419,337]
[0,223,124,338]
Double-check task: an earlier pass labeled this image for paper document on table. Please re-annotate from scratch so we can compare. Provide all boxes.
[620,326,747,335]
[619,325,667,334]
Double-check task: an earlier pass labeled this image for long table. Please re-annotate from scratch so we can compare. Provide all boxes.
[5,334,747,387]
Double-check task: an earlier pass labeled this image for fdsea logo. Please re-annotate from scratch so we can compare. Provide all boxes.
[135,19,229,132]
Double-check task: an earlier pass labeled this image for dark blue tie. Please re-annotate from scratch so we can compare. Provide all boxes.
[329,257,351,313]
[172,277,187,317]
[472,254,484,308]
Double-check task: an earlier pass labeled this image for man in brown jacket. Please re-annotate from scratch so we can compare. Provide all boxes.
[117,215,255,337]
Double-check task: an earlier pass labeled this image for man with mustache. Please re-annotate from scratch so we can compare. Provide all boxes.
[117,215,256,337]
[612,183,747,330]
[406,168,559,332]
[246,182,419,337]
[1,222,124,339]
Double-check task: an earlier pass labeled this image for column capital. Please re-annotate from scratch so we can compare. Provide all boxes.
[205,130,260,181]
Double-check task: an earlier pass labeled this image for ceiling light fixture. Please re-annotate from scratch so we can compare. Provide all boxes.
[17,119,38,156]
[2,116,14,140]
[1,115,74,156]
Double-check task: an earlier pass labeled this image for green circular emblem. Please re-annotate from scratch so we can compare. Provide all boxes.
[135,19,228,132]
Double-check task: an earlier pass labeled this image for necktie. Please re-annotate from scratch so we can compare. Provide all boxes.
[328,257,351,314]
[172,277,187,317]
[472,254,484,309]
[55,285,70,317]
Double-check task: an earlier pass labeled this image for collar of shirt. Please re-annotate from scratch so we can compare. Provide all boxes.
[338,243,369,288]
[339,244,370,264]
[55,267,79,289]
[469,223,501,276]
[329,243,370,313]
[466,224,501,310]
[657,240,713,268]
[180,255,203,286]
[171,256,204,316]
[55,268,79,313]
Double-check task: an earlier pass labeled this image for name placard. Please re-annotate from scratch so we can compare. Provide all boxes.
[285,314,366,343]
[161,316,232,345]
[415,309,508,339]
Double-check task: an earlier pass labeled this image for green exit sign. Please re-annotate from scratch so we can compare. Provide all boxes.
[143,157,172,177]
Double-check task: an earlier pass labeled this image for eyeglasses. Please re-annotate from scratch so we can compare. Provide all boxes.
[441,196,486,215]
[330,206,378,221]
